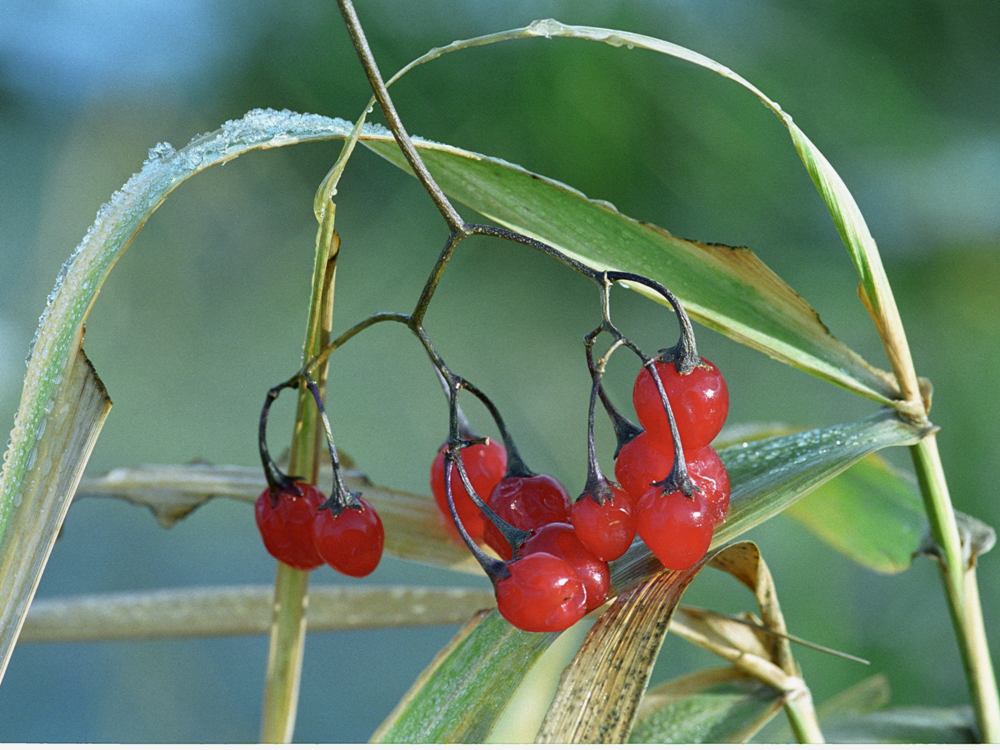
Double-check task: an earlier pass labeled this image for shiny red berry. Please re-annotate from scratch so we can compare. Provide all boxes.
[520,522,609,612]
[254,482,325,570]
[636,485,713,570]
[614,430,675,502]
[483,474,571,559]
[312,497,385,577]
[430,439,507,540]
[570,484,637,562]
[685,446,731,525]
[494,552,588,632]
[632,357,729,449]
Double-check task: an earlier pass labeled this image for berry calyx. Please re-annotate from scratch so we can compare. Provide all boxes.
[570,483,637,562]
[636,485,713,570]
[312,496,385,577]
[493,552,588,632]
[483,473,571,559]
[430,438,507,539]
[254,482,325,570]
[614,430,675,503]
[632,356,729,449]
[519,522,609,612]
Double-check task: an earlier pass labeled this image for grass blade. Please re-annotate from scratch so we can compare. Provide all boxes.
[0,350,111,681]
[19,585,493,642]
[371,611,557,743]
[629,667,783,743]
[0,350,110,681]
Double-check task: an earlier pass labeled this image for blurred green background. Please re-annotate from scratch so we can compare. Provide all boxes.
[1,0,998,742]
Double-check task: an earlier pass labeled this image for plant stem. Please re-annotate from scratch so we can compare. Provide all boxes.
[784,686,825,744]
[259,208,340,742]
[911,435,1000,741]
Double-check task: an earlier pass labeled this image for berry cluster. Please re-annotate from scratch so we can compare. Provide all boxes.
[253,267,729,633]
[254,378,384,578]
[422,275,731,632]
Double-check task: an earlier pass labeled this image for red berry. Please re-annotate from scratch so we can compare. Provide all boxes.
[614,430,675,502]
[254,482,325,570]
[312,497,385,577]
[494,552,588,632]
[570,484,637,562]
[483,474,571,559]
[520,522,609,612]
[632,357,729,449]
[685,446,731,525]
[636,485,713,570]
[430,439,507,540]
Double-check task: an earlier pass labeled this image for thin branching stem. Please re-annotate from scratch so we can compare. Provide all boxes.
[337,0,466,233]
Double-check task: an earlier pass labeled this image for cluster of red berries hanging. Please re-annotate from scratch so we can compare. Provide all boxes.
[252,266,729,634]
[254,377,384,577]
[426,272,731,633]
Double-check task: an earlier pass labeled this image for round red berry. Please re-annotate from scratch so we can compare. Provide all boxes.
[494,552,588,632]
[520,522,609,612]
[685,446,731,525]
[312,496,385,577]
[570,484,637,562]
[636,485,713,570]
[483,474,571,559]
[632,357,729,449]
[254,482,325,570]
[430,439,507,540]
[614,430,675,503]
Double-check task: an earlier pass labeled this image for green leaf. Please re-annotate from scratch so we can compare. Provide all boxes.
[19,585,493,642]
[371,611,558,743]
[372,19,911,403]
[612,412,928,589]
[0,350,110,682]
[364,141,896,403]
[629,668,783,743]
[719,423,928,574]
[76,462,476,572]
[787,454,924,573]
[822,706,978,743]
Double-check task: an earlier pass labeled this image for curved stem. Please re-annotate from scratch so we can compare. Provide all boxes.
[606,270,699,373]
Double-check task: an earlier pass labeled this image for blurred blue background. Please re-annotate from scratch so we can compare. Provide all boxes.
[1,0,998,742]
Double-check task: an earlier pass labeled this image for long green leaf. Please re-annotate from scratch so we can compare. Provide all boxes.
[19,585,493,642]
[629,668,783,744]
[371,414,924,742]
[612,411,928,589]
[719,424,927,574]
[365,142,895,402]
[787,455,924,573]
[371,611,558,743]
[371,19,913,402]
[0,350,110,681]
